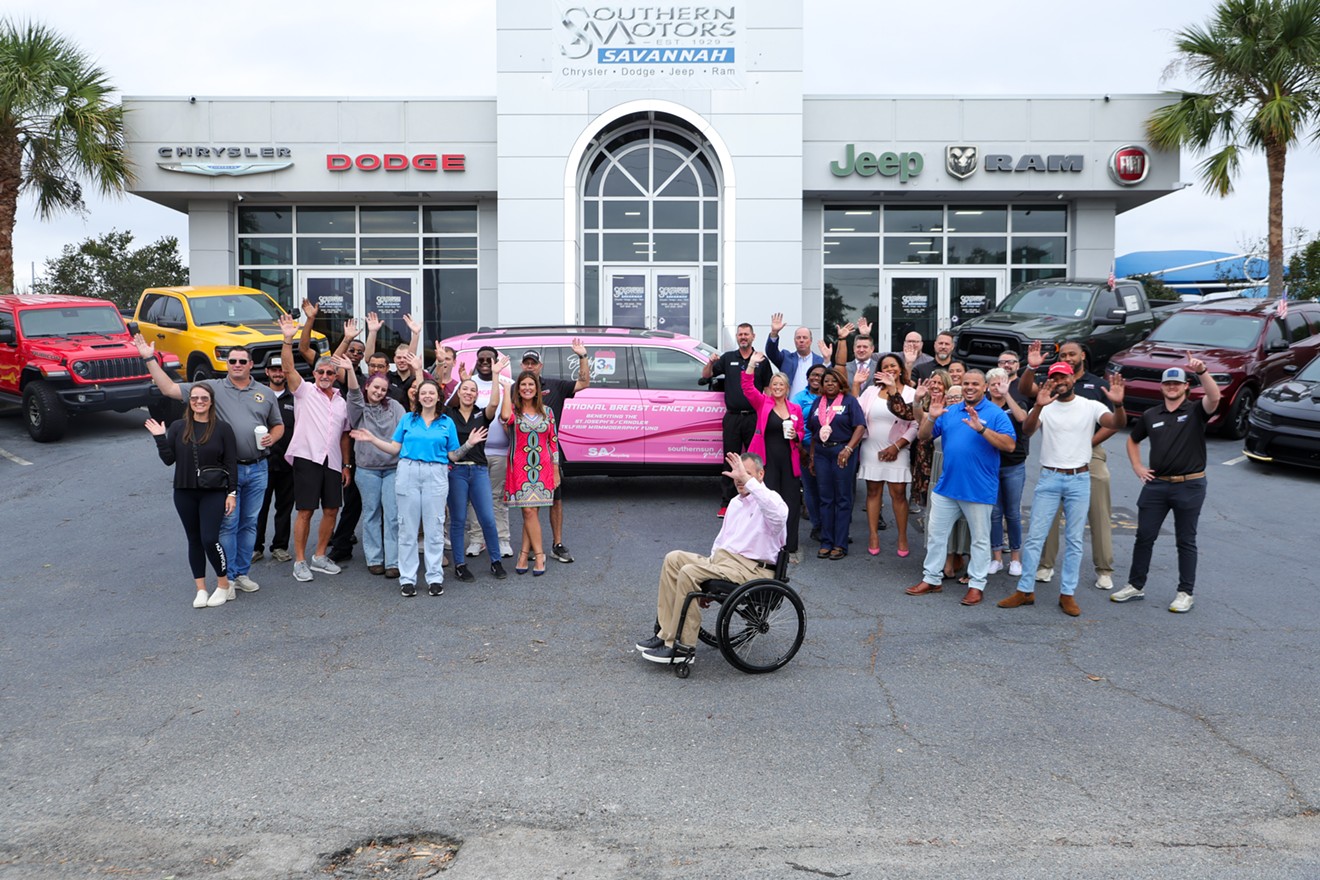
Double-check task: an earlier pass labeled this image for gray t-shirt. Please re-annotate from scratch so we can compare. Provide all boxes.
[177,377,283,460]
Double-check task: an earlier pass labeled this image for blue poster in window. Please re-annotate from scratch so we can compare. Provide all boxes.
[612,274,645,328]
[656,274,691,332]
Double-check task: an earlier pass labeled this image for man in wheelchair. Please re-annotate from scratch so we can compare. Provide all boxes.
[636,451,788,664]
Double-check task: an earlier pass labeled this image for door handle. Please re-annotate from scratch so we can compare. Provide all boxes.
[156,333,166,339]
[648,395,675,403]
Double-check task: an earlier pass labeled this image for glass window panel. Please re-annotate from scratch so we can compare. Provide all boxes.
[1012,235,1066,264]
[238,268,293,310]
[584,200,599,230]
[884,237,942,265]
[890,276,939,351]
[297,237,356,265]
[703,200,718,229]
[950,276,998,327]
[653,201,698,229]
[946,236,1007,265]
[238,207,291,234]
[946,206,1007,233]
[638,346,708,390]
[602,164,644,196]
[423,268,478,342]
[825,236,880,265]
[584,233,599,262]
[693,154,716,195]
[703,265,718,346]
[604,233,647,261]
[884,207,944,233]
[359,237,418,265]
[584,152,610,196]
[360,207,419,234]
[423,236,478,265]
[619,148,651,189]
[652,148,684,193]
[296,207,356,234]
[603,201,649,229]
[238,237,292,266]
[584,266,599,325]
[1012,267,1067,286]
[824,206,880,234]
[1011,206,1067,233]
[658,165,699,197]
[823,269,878,343]
[422,206,478,233]
[703,233,718,262]
[654,233,699,262]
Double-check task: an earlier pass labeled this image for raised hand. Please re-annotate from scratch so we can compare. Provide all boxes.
[570,338,587,357]
[857,316,872,338]
[962,404,985,434]
[818,339,833,359]
[133,333,155,359]
[144,418,166,436]
[343,318,359,339]
[927,388,946,419]
[1026,339,1045,369]
[467,425,489,445]
[877,370,894,389]
[278,312,298,340]
[366,312,383,333]
[836,321,856,339]
[1186,351,1206,376]
[770,312,785,336]
[402,313,421,336]
[902,337,922,364]
[749,351,766,368]
[301,298,318,319]
[409,352,425,375]
[457,361,471,382]
[328,355,353,371]
[1035,379,1058,408]
[494,353,511,374]
[721,451,750,491]
[1103,374,1126,404]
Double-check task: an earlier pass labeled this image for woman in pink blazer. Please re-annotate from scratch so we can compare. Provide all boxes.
[742,353,806,560]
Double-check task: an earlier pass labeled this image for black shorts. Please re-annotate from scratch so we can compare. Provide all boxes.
[553,464,565,502]
[293,457,343,511]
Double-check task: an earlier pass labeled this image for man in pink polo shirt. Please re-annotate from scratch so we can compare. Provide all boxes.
[278,314,352,583]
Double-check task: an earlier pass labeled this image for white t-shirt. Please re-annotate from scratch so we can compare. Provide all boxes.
[1038,396,1109,469]
[791,357,812,398]
[473,374,513,452]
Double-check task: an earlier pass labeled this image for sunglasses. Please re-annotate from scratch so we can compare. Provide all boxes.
[476,357,494,363]
[314,369,338,376]
[227,358,250,365]
[188,396,210,402]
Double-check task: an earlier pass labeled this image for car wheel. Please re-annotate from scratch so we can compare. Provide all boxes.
[23,381,67,442]
[148,397,184,427]
[1223,387,1256,440]
[190,358,215,383]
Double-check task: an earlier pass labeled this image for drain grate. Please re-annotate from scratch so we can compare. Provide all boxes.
[322,834,460,879]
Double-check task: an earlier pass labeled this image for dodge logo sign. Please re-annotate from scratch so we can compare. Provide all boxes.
[946,145,977,180]
[1108,145,1150,186]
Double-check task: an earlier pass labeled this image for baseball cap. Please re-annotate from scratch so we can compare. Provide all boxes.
[1161,367,1189,383]
[268,357,283,368]
[1047,362,1074,377]
[521,350,541,363]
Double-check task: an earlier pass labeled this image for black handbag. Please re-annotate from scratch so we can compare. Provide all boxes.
[192,440,230,490]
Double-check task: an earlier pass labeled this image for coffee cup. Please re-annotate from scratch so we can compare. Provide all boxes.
[254,425,268,448]
[782,419,795,439]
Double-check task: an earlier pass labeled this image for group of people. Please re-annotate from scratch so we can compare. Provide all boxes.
[138,302,589,606]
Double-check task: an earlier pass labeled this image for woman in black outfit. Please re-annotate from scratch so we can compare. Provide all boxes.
[146,383,238,608]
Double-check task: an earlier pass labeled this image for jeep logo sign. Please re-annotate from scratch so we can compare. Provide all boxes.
[1108,145,1150,185]
[829,144,923,183]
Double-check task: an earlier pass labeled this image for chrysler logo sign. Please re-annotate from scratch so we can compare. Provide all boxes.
[157,145,293,177]
[1108,145,1150,185]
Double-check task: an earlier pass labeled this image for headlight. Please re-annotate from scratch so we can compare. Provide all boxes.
[71,360,92,378]
[1209,373,1233,385]
[215,346,232,360]
[1250,408,1274,427]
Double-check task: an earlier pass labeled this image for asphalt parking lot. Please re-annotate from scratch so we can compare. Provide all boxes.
[1,407,1318,880]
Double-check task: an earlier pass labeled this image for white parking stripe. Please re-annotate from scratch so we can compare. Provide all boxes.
[0,447,33,466]
[1222,455,1247,466]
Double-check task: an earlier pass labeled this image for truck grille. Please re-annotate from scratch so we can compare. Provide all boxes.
[956,332,1021,362]
[246,343,284,370]
[1112,365,1165,382]
[76,357,150,382]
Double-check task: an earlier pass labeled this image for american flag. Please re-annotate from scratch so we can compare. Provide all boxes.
[1107,264,1116,291]
[1278,290,1288,319]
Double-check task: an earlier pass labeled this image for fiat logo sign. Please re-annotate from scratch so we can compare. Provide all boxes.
[1108,145,1150,186]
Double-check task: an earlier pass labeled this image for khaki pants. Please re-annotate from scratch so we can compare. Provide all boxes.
[657,548,762,647]
[1040,445,1113,575]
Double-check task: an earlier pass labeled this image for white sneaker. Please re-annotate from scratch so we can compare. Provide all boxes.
[1035,567,1054,582]
[987,559,1004,575]
[465,542,484,557]
[499,541,514,558]
[292,561,313,582]
[1094,574,1114,591]
[1169,591,1195,613]
[206,588,228,607]
[193,591,208,608]
[1111,584,1145,603]
[309,555,341,575]
[226,585,236,601]
[233,574,260,592]
[1008,560,1023,577]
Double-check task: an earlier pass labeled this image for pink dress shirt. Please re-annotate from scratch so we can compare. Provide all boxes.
[711,477,789,565]
[285,380,350,471]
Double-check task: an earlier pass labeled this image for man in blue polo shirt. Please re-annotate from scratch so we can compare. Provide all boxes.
[905,370,1016,606]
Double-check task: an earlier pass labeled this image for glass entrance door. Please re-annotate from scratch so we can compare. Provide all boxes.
[300,270,420,359]
[887,272,940,354]
[947,271,1004,335]
[602,266,700,336]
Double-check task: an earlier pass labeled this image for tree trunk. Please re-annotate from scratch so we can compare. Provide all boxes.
[0,132,22,294]
[1265,139,1286,299]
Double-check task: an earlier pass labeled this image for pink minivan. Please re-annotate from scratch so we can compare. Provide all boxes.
[441,326,724,474]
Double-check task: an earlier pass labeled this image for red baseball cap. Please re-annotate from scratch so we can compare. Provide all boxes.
[1047,362,1074,377]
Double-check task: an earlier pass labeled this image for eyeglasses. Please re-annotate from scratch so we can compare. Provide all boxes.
[998,359,1018,365]
[314,369,337,376]
[227,358,250,365]
[188,396,209,402]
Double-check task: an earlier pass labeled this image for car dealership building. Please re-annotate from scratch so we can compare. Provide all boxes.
[122,0,1182,353]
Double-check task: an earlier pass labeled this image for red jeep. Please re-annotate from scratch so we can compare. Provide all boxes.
[0,293,180,442]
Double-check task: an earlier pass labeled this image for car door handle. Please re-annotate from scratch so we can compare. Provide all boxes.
[648,395,675,403]
[156,333,166,339]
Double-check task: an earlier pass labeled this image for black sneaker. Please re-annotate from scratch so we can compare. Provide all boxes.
[328,548,353,563]
[453,564,476,583]
[490,561,508,580]
[551,542,574,563]
[428,582,445,596]
[400,583,417,597]
[642,644,694,665]
[635,634,665,652]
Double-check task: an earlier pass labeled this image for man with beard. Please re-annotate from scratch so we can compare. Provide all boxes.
[911,331,955,384]
[253,356,296,564]
[1111,357,1220,613]
[999,362,1127,616]
[703,322,772,517]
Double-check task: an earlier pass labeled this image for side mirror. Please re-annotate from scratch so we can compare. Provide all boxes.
[1267,340,1289,353]
[1093,308,1127,326]
[0,327,14,345]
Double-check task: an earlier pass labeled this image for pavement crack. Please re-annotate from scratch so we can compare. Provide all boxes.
[786,862,851,877]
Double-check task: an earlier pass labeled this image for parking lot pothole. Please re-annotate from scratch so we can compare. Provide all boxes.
[321,833,461,879]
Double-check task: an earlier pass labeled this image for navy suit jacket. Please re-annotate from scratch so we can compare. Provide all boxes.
[766,334,825,378]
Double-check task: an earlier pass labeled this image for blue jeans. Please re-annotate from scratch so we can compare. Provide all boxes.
[396,458,449,586]
[448,464,502,565]
[1016,468,1091,596]
[813,445,856,551]
[356,466,398,568]
[990,462,1026,552]
[220,460,268,578]
[919,491,992,589]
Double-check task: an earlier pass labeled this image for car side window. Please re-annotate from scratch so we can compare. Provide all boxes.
[637,346,707,391]
[0,309,14,342]
[537,346,569,382]
[580,344,634,389]
[141,294,165,323]
[160,296,186,325]
[1264,319,1285,349]
[1283,312,1313,344]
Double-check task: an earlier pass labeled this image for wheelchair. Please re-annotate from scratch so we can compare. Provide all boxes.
[663,547,806,679]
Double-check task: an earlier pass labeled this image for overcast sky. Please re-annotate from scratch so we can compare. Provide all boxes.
[10,0,1320,289]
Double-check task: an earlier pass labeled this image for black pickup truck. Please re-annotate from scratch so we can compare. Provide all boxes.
[953,278,1163,372]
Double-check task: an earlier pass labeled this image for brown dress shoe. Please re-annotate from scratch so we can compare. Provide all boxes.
[1059,595,1081,616]
[905,581,942,596]
[997,590,1035,608]
[960,587,983,606]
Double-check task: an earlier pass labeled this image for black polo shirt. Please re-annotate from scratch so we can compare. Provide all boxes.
[709,350,771,413]
[540,377,579,422]
[445,404,493,467]
[1130,398,1211,477]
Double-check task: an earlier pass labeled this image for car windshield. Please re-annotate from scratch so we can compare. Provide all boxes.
[997,285,1096,318]
[19,306,126,338]
[1295,358,1320,383]
[189,294,283,326]
[1148,313,1263,350]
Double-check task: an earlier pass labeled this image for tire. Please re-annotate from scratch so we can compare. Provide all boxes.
[716,579,805,674]
[1223,387,1256,440]
[189,357,215,383]
[148,397,184,427]
[23,381,68,442]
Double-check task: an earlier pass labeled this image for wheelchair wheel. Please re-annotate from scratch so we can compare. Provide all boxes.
[716,579,805,674]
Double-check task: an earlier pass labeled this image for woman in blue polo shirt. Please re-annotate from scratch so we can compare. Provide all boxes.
[351,378,464,598]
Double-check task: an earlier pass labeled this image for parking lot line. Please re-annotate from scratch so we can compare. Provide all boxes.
[1222,455,1248,466]
[0,446,33,466]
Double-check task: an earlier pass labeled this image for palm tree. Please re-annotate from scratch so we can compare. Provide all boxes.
[1146,0,1320,298]
[0,19,131,292]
